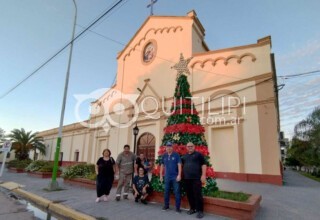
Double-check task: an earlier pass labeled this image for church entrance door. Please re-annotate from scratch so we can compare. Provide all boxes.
[137,132,155,165]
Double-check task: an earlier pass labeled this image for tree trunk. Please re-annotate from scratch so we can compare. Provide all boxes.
[33,147,36,161]
[19,152,29,161]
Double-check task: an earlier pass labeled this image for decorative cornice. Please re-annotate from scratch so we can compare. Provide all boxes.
[190,53,256,68]
[257,36,272,47]
[38,122,88,136]
[136,78,162,103]
[123,26,183,61]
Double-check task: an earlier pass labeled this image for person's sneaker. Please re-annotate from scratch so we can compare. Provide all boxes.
[95,197,100,203]
[116,196,120,201]
[175,208,181,213]
[141,199,147,205]
[196,212,204,219]
[123,195,128,199]
[102,195,108,202]
[135,197,139,203]
[162,206,169,211]
[187,209,196,215]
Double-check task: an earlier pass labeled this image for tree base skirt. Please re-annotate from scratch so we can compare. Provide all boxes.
[147,191,261,220]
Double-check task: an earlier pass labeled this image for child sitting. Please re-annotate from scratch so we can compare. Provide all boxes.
[132,167,152,204]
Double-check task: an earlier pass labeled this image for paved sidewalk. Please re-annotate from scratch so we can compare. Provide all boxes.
[0,188,34,220]
[216,169,320,220]
[1,168,319,220]
[0,169,226,220]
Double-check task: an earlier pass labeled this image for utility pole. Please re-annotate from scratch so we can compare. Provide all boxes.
[48,0,77,190]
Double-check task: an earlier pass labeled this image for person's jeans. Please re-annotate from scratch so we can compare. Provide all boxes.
[164,178,181,209]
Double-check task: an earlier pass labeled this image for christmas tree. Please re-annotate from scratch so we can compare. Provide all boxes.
[150,54,218,195]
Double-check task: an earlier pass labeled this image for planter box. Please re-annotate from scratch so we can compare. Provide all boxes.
[27,171,61,178]
[8,167,25,173]
[63,178,118,189]
[147,191,261,220]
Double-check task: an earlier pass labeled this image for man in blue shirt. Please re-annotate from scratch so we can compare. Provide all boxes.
[160,141,182,213]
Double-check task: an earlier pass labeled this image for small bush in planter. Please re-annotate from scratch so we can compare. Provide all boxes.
[39,163,55,172]
[85,173,97,181]
[7,159,32,169]
[25,160,53,172]
[61,163,95,179]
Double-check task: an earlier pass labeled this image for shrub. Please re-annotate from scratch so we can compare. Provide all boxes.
[86,173,97,181]
[39,163,54,172]
[25,160,53,172]
[61,163,95,179]
[312,169,320,178]
[7,159,32,169]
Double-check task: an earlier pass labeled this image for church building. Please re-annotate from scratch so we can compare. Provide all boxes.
[38,10,282,185]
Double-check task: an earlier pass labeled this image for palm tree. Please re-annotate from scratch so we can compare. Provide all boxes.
[8,128,46,161]
[0,128,5,144]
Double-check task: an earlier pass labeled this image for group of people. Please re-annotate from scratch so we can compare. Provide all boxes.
[95,145,152,203]
[160,141,206,219]
[95,142,206,219]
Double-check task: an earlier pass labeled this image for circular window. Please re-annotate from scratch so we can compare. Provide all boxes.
[142,41,156,64]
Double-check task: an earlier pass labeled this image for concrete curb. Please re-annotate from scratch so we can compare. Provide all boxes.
[0,182,96,220]
[0,181,23,190]
[49,203,95,220]
[13,188,51,208]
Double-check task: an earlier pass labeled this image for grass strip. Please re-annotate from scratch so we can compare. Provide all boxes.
[298,171,320,183]
[207,190,250,202]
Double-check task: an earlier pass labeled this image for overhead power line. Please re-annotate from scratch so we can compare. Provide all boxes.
[6,0,318,99]
[193,77,273,107]
[0,0,126,99]
[278,70,320,79]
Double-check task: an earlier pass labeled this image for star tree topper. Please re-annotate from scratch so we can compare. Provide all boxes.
[172,53,193,78]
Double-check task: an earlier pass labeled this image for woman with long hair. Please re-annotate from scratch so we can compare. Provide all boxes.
[95,149,115,202]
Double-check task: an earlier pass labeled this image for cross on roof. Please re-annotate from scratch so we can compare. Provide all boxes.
[147,0,158,16]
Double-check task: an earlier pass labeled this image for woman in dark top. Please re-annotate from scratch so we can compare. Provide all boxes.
[95,149,115,202]
[135,153,152,176]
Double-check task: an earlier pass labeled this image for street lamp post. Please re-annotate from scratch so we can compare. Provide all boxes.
[133,124,139,154]
[49,0,77,190]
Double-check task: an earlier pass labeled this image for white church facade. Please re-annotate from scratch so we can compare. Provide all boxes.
[38,11,282,185]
